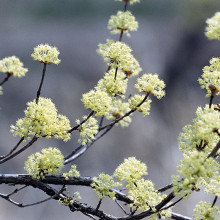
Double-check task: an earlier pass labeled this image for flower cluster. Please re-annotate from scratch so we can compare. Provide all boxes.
[0,56,28,77]
[127,178,170,216]
[108,11,138,37]
[179,105,220,156]
[25,147,64,179]
[193,201,220,220]
[114,0,141,5]
[114,157,147,184]
[62,165,80,180]
[135,74,166,99]
[58,192,81,206]
[81,90,112,117]
[76,116,98,146]
[106,99,132,127]
[10,97,71,141]
[91,173,122,200]
[31,44,61,64]
[172,151,219,198]
[205,12,220,41]
[198,57,220,97]
[96,69,128,97]
[205,175,220,198]
[128,94,152,117]
[114,157,170,215]
[97,40,135,70]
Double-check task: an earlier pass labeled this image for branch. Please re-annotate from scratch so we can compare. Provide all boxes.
[36,63,47,104]
[99,92,150,131]
[0,174,191,220]
[0,73,11,86]
[0,136,38,164]
[64,125,113,164]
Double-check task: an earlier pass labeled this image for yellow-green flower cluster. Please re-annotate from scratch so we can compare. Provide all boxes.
[10,97,71,141]
[127,178,167,212]
[108,11,138,37]
[179,105,220,156]
[114,0,141,5]
[97,39,141,77]
[172,151,219,198]
[205,175,220,198]
[135,74,166,99]
[62,165,80,180]
[76,116,98,146]
[128,94,152,117]
[25,147,64,179]
[205,12,220,41]
[106,99,132,127]
[0,86,2,95]
[96,69,128,97]
[81,90,112,117]
[31,44,61,64]
[199,57,220,97]
[193,201,220,220]
[0,56,28,78]
[97,40,135,70]
[58,192,81,206]
[91,173,122,200]
[114,157,147,184]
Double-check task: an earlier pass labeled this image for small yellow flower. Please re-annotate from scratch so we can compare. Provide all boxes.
[0,56,28,78]
[31,44,61,64]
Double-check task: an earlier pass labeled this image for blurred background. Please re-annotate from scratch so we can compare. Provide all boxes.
[0,0,220,219]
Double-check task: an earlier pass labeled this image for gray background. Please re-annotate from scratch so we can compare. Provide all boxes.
[0,0,220,219]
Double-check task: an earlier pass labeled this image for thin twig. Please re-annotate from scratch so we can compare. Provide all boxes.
[0,73,11,86]
[211,196,218,208]
[64,125,113,164]
[115,200,129,215]
[8,185,28,197]
[99,93,150,131]
[157,183,173,192]
[0,136,38,164]
[0,137,24,159]
[36,63,47,104]
[68,111,94,133]
[95,199,102,211]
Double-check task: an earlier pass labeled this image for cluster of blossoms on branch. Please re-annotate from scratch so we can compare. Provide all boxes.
[1,0,220,219]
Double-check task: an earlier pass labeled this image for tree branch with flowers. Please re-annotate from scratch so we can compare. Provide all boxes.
[0,0,220,219]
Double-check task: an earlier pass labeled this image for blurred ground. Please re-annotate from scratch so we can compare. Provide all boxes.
[0,0,220,219]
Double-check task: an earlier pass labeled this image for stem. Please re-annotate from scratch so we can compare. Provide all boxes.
[0,73,11,86]
[0,137,24,159]
[0,136,38,164]
[68,111,94,133]
[36,63,47,104]
[209,91,215,108]
[100,92,150,131]
[211,196,217,208]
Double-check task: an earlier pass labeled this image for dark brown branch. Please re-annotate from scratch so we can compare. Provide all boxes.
[211,196,218,208]
[0,137,24,159]
[0,136,38,164]
[68,111,94,133]
[36,63,47,104]
[157,183,173,192]
[207,140,220,159]
[0,73,11,86]
[99,92,150,131]
[64,125,114,164]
